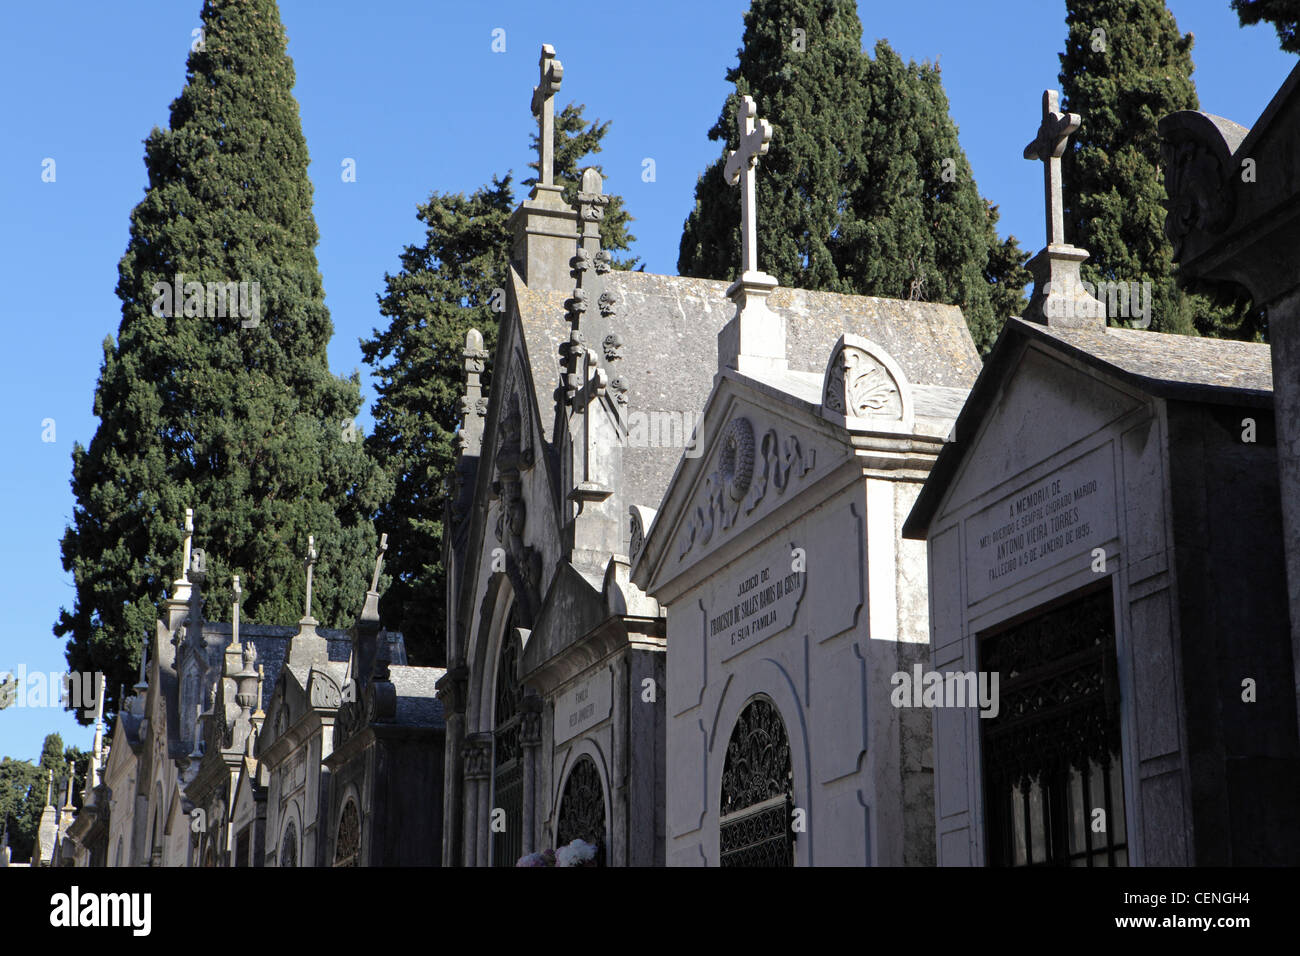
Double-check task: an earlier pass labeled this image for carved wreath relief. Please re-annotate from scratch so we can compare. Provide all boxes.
[677,416,815,560]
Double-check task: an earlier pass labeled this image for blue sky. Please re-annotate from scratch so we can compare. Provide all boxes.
[0,0,1293,763]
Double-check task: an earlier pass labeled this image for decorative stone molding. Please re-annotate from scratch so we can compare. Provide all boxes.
[520,695,544,748]
[821,334,913,429]
[463,735,494,780]
[308,670,342,710]
[1158,110,1249,261]
[602,333,623,362]
[677,418,816,560]
[628,506,656,561]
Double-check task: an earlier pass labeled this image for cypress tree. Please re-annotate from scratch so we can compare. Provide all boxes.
[1232,0,1300,52]
[56,0,390,720]
[678,0,1028,352]
[362,104,634,665]
[1060,0,1258,337]
[0,756,44,861]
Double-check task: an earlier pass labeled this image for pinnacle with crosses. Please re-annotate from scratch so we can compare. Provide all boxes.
[1020,89,1104,328]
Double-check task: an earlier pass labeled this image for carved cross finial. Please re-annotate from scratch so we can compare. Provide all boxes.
[232,575,241,645]
[723,95,774,277]
[180,507,194,583]
[136,633,149,689]
[370,533,388,593]
[531,44,564,189]
[1023,89,1081,247]
[303,535,317,622]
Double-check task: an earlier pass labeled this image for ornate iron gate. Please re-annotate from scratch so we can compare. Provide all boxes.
[556,755,607,866]
[719,697,794,867]
[980,586,1128,866]
[491,634,523,867]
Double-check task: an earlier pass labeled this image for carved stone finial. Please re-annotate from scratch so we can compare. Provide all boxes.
[302,535,318,624]
[370,532,388,593]
[231,574,241,645]
[134,633,149,692]
[181,507,194,583]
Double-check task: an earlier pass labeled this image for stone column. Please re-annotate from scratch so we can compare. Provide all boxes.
[611,653,630,867]
[1269,292,1300,726]
[436,665,468,866]
[520,695,543,855]
[463,733,492,868]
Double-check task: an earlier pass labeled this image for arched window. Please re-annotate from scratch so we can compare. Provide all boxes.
[491,617,523,867]
[280,821,298,868]
[334,798,360,867]
[556,756,606,866]
[719,697,795,867]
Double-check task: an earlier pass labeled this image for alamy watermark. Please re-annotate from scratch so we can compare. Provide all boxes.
[150,272,260,327]
[0,667,102,719]
[1046,279,1152,328]
[890,664,1000,719]
[617,409,705,458]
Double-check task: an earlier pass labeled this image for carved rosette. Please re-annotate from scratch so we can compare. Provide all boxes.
[718,418,755,502]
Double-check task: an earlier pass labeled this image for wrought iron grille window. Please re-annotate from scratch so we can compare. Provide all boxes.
[980,586,1128,867]
[334,799,360,867]
[234,828,250,868]
[280,822,297,868]
[556,756,606,866]
[492,628,523,867]
[719,697,795,867]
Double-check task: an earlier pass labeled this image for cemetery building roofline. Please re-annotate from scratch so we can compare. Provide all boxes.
[902,317,1273,540]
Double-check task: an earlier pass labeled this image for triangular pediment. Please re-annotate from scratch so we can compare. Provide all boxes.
[634,373,849,596]
[935,340,1145,524]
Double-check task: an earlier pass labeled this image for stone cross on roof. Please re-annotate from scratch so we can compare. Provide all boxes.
[724,94,774,277]
[181,508,194,582]
[531,44,564,189]
[302,535,318,624]
[1019,89,1104,328]
[1023,89,1081,248]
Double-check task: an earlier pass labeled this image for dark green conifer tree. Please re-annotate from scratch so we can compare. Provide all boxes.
[678,0,1028,352]
[1232,0,1300,52]
[1060,0,1258,337]
[56,0,390,719]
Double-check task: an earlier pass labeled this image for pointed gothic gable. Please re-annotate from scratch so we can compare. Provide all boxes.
[903,317,1275,540]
